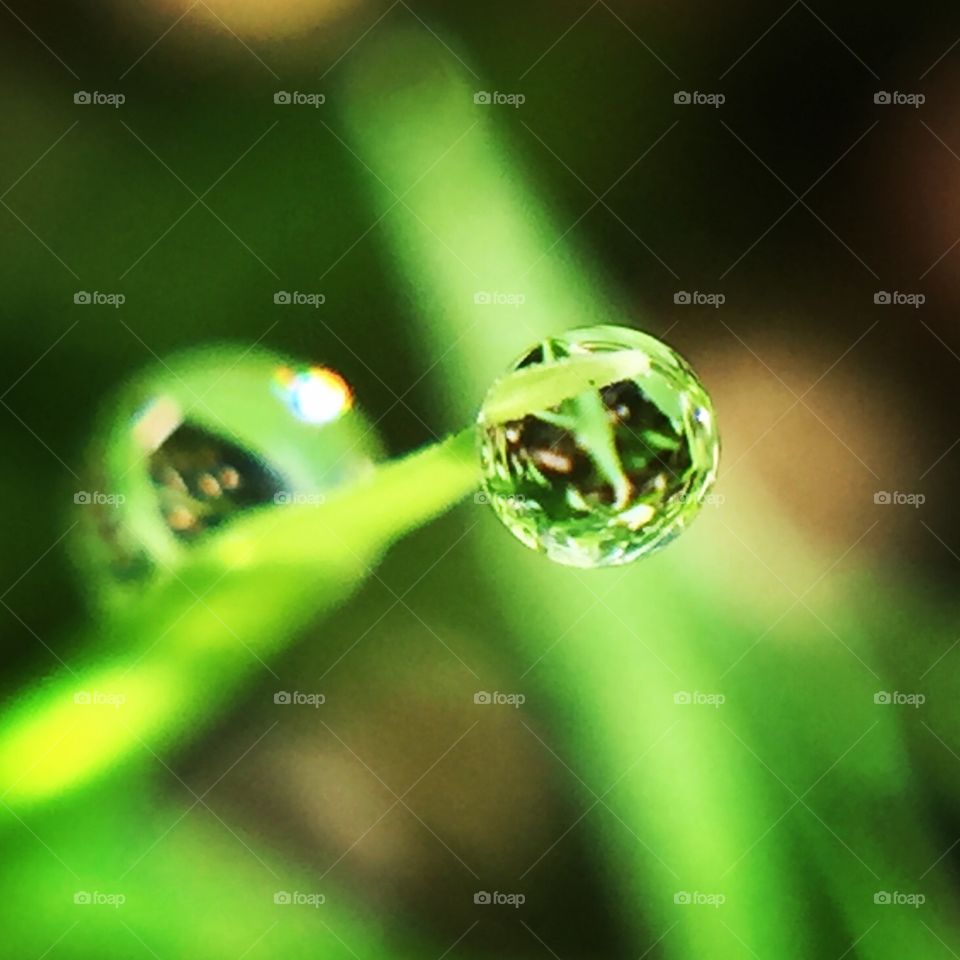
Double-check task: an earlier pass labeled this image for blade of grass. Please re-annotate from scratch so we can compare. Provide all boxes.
[1,779,504,960]
[480,351,650,425]
[343,31,806,960]
[0,428,480,808]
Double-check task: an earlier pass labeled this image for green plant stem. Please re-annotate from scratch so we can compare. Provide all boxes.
[0,428,480,809]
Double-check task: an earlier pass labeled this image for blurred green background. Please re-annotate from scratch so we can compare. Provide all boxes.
[2,1,960,957]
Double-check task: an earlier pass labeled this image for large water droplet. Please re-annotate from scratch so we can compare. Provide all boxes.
[477,325,719,568]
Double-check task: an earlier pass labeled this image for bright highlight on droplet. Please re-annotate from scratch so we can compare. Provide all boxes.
[477,325,720,568]
[273,365,353,425]
[131,395,182,453]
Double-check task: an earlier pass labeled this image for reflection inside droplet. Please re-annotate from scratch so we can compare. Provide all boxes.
[477,325,720,568]
[149,423,285,540]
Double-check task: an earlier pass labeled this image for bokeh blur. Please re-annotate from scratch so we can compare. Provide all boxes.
[2,2,960,958]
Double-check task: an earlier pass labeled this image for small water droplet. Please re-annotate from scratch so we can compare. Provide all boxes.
[477,325,719,568]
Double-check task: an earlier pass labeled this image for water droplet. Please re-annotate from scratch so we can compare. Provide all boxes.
[477,325,719,568]
[77,348,381,597]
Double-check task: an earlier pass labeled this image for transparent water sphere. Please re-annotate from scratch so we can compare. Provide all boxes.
[477,325,719,568]
[75,347,381,605]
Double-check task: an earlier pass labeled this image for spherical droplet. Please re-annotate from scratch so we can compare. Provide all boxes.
[76,347,382,603]
[477,325,719,568]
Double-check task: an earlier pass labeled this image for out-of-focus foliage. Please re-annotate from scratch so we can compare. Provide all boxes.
[0,417,477,805]
[2,3,960,959]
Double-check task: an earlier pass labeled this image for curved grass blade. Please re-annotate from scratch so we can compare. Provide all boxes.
[0,428,479,808]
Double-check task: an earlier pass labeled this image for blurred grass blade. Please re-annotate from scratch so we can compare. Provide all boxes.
[3,779,499,960]
[343,31,805,960]
[0,428,479,808]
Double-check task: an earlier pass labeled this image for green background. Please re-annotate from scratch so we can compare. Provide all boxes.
[1,1,959,957]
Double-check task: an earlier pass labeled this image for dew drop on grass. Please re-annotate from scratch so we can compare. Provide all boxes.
[81,353,381,592]
[477,325,719,568]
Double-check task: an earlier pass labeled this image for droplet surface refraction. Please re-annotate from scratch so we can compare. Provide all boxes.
[477,325,719,567]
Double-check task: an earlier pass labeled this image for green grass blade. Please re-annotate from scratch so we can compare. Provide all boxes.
[0,429,479,808]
